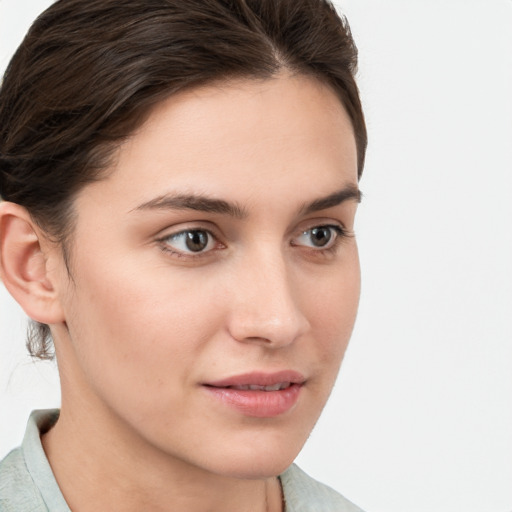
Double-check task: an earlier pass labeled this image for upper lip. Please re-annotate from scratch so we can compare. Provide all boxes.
[204,370,306,388]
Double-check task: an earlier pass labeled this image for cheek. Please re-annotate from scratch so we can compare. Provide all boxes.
[305,252,361,373]
[63,257,222,407]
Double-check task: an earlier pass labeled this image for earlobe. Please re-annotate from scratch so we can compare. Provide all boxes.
[0,201,65,325]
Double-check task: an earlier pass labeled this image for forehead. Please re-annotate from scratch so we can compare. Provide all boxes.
[75,73,358,215]
[137,73,356,157]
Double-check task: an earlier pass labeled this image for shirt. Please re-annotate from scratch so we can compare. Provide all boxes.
[0,410,363,512]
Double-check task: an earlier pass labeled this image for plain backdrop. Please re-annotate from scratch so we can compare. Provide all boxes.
[1,1,511,512]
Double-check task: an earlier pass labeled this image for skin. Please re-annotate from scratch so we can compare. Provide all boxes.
[6,73,361,511]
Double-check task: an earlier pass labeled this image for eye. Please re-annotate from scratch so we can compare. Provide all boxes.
[161,229,216,254]
[293,225,344,250]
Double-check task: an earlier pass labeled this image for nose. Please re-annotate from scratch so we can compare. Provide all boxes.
[226,248,310,348]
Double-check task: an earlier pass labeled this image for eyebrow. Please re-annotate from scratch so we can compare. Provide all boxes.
[133,193,248,219]
[133,184,361,218]
[299,184,362,215]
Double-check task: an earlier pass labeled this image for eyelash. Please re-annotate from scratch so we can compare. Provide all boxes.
[157,224,350,260]
[157,228,223,259]
[291,225,348,255]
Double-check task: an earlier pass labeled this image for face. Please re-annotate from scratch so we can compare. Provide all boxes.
[52,73,360,479]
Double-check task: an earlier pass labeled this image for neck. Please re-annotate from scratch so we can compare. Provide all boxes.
[42,399,283,512]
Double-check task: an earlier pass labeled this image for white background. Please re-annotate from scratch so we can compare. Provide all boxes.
[1,1,511,511]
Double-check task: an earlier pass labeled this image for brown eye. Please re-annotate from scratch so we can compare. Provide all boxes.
[309,227,332,247]
[163,229,215,254]
[293,225,344,250]
[184,230,209,252]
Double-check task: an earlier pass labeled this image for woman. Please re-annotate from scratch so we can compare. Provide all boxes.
[0,0,367,510]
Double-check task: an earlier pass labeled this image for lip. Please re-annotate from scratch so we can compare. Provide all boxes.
[206,370,305,388]
[202,370,305,418]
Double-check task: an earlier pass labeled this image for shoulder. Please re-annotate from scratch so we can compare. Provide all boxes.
[280,464,364,512]
[0,447,48,512]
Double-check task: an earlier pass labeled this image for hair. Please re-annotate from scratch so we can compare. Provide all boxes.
[0,0,367,360]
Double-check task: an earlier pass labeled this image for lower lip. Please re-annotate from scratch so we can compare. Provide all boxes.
[203,384,303,418]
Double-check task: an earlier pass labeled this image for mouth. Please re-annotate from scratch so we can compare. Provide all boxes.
[202,371,305,418]
[204,370,305,389]
[217,382,294,391]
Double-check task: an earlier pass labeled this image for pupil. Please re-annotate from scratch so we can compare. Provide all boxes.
[186,230,208,252]
[311,227,331,247]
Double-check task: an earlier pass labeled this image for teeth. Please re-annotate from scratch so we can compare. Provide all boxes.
[264,383,284,391]
[229,382,291,391]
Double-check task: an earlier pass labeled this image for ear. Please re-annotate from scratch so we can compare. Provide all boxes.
[0,201,65,325]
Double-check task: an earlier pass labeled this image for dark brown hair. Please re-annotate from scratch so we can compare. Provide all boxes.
[0,0,367,359]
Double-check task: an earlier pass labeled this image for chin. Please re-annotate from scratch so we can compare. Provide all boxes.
[198,432,308,480]
[211,456,297,481]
